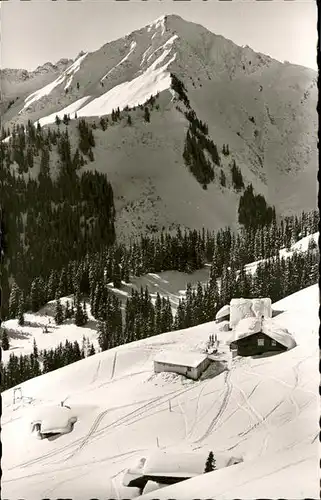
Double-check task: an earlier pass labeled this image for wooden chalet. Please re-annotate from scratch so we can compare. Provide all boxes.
[231,317,296,357]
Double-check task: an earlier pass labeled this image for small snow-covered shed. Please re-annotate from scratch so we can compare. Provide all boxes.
[232,317,296,356]
[143,450,242,477]
[229,297,272,329]
[30,406,77,439]
[123,450,242,490]
[154,351,210,381]
[215,304,230,323]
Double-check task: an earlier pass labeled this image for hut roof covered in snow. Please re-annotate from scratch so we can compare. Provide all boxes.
[262,319,297,349]
[215,304,230,320]
[234,317,296,349]
[31,405,74,434]
[142,450,242,477]
[229,297,272,328]
[234,317,261,338]
[154,351,207,368]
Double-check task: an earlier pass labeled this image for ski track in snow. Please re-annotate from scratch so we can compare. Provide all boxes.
[91,360,101,385]
[212,381,261,434]
[242,362,316,398]
[234,383,267,429]
[186,380,212,440]
[79,383,211,450]
[177,399,189,438]
[232,380,272,456]
[9,397,161,470]
[4,450,143,487]
[96,369,150,389]
[111,352,117,379]
[193,370,233,444]
[66,407,112,460]
[13,384,201,471]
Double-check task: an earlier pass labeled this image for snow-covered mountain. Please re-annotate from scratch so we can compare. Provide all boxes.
[2,283,319,499]
[1,15,317,238]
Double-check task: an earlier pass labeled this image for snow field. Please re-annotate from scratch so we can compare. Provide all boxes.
[2,285,319,499]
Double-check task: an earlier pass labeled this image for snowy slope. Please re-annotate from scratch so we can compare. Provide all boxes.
[2,284,319,500]
[244,231,319,275]
[139,443,319,499]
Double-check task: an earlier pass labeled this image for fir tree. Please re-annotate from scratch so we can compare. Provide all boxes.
[88,343,96,356]
[100,117,107,131]
[98,320,110,351]
[1,329,10,350]
[204,451,216,472]
[144,107,150,123]
[54,299,64,325]
[18,293,25,326]
[113,262,122,289]
[64,300,72,320]
[9,281,20,318]
[33,338,38,358]
[75,295,87,326]
[220,169,226,187]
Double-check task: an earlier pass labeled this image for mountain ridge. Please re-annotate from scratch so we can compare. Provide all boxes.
[1,14,317,240]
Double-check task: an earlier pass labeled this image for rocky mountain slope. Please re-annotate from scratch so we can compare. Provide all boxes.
[1,15,317,239]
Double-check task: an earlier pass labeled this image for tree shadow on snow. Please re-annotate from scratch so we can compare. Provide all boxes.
[7,329,31,340]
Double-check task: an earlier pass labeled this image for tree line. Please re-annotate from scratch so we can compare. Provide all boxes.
[3,209,318,326]
[1,336,96,392]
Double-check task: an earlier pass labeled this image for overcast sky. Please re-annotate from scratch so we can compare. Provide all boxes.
[1,0,317,71]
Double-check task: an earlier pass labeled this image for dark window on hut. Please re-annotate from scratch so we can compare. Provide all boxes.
[257,338,264,347]
[271,340,276,346]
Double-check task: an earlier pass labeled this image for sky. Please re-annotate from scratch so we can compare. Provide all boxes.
[1,1,318,71]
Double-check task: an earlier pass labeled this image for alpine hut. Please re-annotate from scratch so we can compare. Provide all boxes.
[231,317,296,356]
[153,351,210,381]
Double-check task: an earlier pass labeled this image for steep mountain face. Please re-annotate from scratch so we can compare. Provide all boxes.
[0,58,73,118]
[1,15,317,239]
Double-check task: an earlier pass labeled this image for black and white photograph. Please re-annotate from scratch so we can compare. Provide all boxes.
[0,0,319,498]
